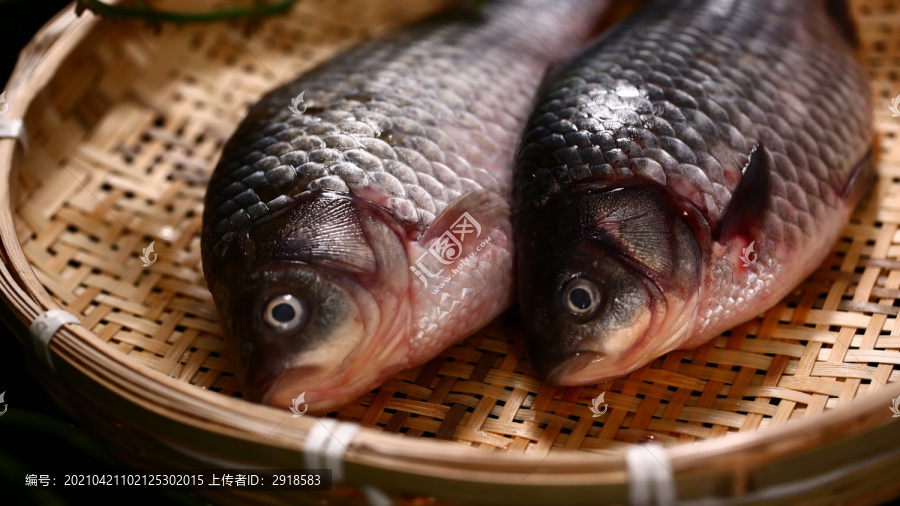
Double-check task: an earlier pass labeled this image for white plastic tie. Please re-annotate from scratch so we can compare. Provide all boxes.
[29,310,80,372]
[324,421,361,482]
[626,442,677,506]
[0,119,29,151]
[302,419,391,505]
[303,418,337,470]
[303,418,360,483]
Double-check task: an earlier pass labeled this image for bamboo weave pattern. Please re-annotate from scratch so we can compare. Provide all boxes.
[11,0,900,453]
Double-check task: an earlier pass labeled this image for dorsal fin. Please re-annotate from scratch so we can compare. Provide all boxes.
[716,144,770,243]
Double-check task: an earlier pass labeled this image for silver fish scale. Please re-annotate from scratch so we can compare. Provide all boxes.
[204,0,589,258]
[514,0,871,250]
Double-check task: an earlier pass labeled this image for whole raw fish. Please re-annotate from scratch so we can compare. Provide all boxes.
[201,0,608,413]
[514,0,873,385]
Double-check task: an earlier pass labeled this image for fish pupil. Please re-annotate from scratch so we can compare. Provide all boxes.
[272,303,296,323]
[569,288,592,310]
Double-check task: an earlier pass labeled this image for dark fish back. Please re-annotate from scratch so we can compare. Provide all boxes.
[515,0,872,245]
[203,0,597,261]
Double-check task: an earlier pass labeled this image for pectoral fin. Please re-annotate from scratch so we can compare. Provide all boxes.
[841,149,875,204]
[716,144,771,243]
[411,191,507,281]
[419,190,508,246]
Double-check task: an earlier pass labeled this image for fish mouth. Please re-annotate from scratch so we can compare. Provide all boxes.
[544,347,664,386]
[257,366,349,414]
[546,351,607,385]
[251,362,371,416]
[247,366,320,404]
[256,351,408,416]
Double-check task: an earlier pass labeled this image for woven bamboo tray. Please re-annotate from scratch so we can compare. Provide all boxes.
[1,0,900,504]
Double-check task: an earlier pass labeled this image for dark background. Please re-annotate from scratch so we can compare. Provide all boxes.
[0,1,208,504]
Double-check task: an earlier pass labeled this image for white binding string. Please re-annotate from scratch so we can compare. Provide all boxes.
[0,119,29,151]
[626,443,677,506]
[303,419,393,504]
[302,419,353,477]
[29,309,80,372]
[324,420,361,482]
[303,418,339,471]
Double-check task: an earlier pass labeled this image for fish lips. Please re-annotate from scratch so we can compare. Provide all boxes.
[546,351,607,386]
[257,366,373,415]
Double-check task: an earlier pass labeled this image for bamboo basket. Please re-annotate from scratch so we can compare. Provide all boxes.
[1,1,899,504]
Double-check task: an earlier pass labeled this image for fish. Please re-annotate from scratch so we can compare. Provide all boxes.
[513,0,874,386]
[201,0,610,414]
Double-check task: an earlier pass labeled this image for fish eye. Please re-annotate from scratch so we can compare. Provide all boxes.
[562,277,601,316]
[263,294,307,330]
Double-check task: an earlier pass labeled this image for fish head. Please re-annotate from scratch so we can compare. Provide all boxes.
[209,192,411,414]
[519,185,706,386]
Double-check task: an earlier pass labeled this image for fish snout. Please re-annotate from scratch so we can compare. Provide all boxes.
[239,339,319,401]
[256,366,333,413]
[546,351,607,386]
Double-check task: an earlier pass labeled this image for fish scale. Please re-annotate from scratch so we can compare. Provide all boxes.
[204,0,581,259]
[201,0,610,413]
[519,3,868,226]
[514,0,873,385]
